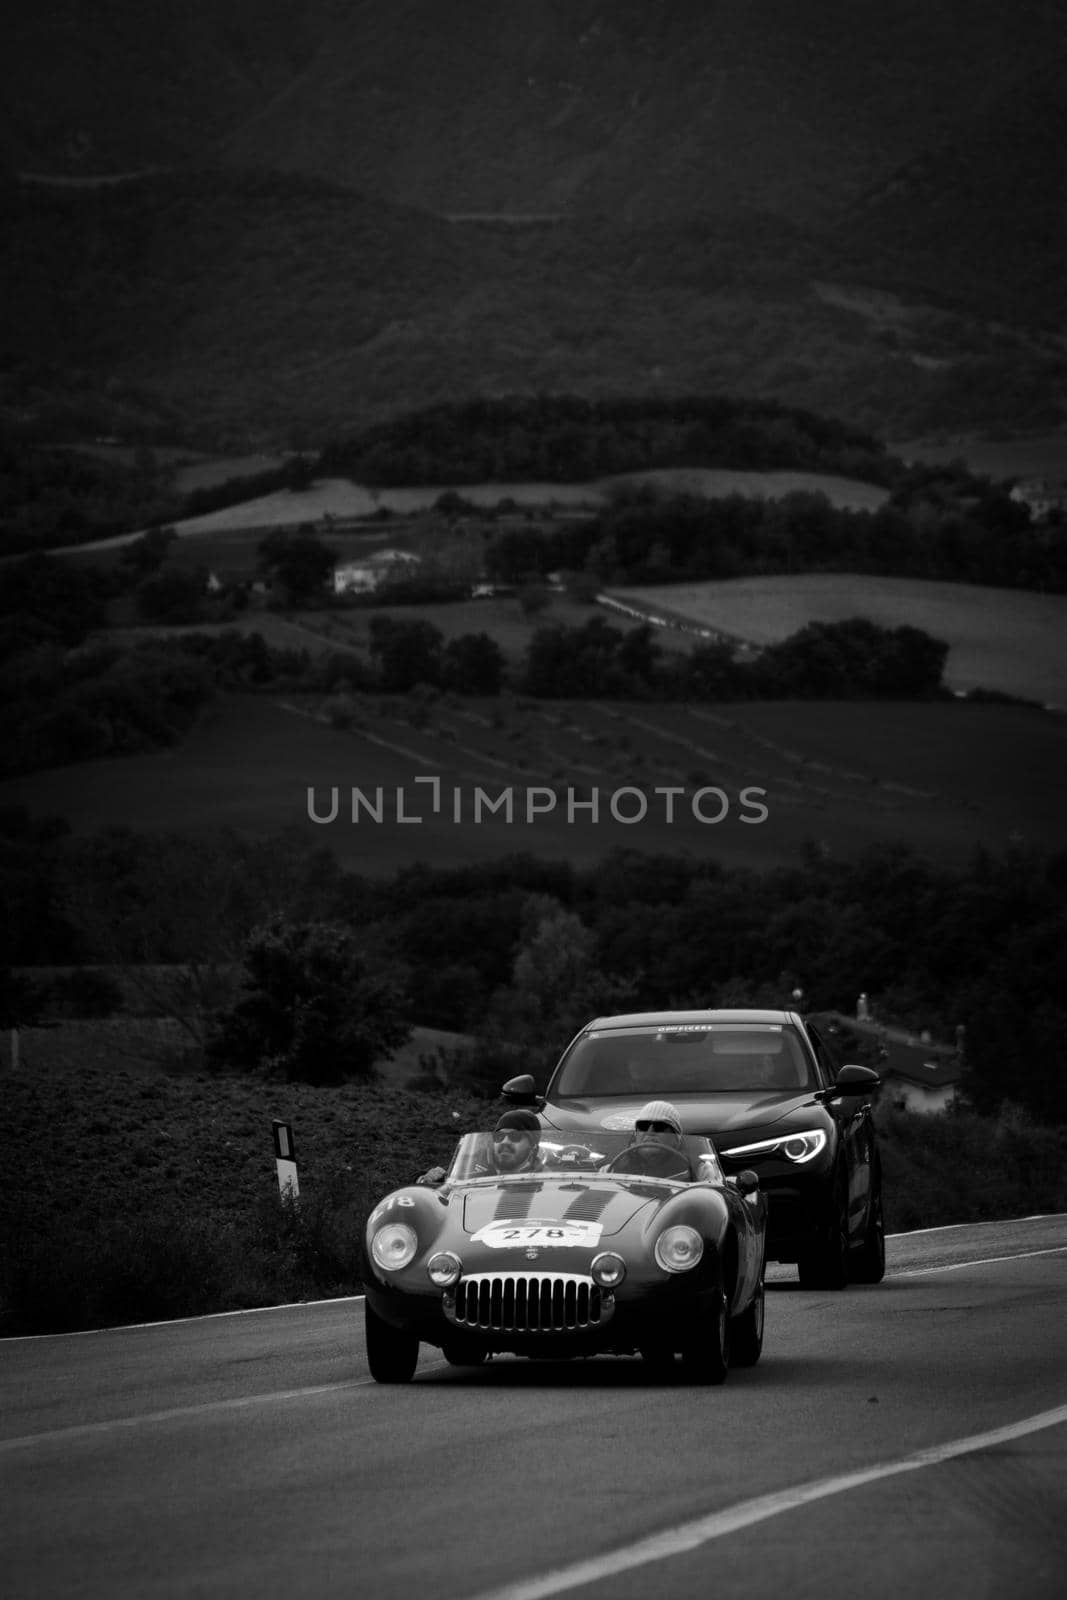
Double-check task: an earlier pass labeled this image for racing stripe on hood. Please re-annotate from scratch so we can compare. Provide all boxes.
[493,1187,539,1221]
[560,1188,615,1223]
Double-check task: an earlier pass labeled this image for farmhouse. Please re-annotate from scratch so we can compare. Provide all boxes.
[821,1011,963,1115]
[333,548,421,595]
[878,1042,962,1113]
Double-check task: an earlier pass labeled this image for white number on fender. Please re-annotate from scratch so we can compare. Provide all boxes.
[471,1220,603,1249]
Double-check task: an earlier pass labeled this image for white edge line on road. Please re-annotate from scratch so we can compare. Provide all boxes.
[0,1293,366,1343]
[887,1212,1067,1239]
[894,1245,1067,1276]
[463,1404,1067,1600]
[7,1214,1066,1343]
[0,1358,450,1454]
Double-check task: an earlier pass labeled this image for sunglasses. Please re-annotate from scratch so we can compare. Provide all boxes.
[635,1120,678,1133]
[493,1130,533,1143]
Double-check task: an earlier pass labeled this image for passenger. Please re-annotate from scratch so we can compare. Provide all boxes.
[610,1100,692,1180]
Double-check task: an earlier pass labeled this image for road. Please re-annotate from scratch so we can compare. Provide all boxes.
[2,1217,1064,1599]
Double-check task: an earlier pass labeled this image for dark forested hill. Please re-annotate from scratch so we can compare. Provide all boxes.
[4,2,1065,446]
[7,0,1064,234]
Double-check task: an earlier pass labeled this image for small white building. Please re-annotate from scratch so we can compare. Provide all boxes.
[880,1050,962,1114]
[333,549,421,595]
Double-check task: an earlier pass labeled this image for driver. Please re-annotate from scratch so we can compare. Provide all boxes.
[611,1100,692,1180]
[489,1109,543,1174]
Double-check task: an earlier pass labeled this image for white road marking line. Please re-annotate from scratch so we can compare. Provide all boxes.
[0,1294,366,1343]
[0,1361,448,1453]
[896,1245,1067,1276]
[887,1213,1067,1239]
[464,1405,1067,1600]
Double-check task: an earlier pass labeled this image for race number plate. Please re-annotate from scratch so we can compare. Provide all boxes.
[470,1220,604,1249]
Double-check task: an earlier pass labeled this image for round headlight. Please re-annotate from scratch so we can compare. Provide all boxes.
[591,1252,627,1289]
[371,1222,418,1272]
[782,1131,826,1163]
[427,1250,462,1287]
[654,1225,704,1274]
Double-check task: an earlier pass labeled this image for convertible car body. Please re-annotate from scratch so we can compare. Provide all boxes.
[361,1129,768,1384]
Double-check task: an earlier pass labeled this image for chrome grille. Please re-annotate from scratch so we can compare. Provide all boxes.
[447,1273,610,1333]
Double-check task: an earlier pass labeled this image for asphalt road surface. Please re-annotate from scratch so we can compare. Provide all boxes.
[2,1217,1064,1600]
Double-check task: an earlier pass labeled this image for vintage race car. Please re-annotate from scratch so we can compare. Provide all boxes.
[361,1128,767,1384]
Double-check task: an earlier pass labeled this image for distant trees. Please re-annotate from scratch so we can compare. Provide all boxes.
[321,394,895,489]
[367,615,445,691]
[0,640,215,777]
[120,526,177,577]
[207,916,411,1084]
[517,615,947,702]
[134,565,209,623]
[755,619,949,699]
[257,528,337,603]
[442,632,505,694]
[481,483,1067,594]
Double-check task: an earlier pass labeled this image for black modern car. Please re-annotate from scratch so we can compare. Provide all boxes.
[502,1008,884,1289]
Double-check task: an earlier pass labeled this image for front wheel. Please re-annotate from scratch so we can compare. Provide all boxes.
[731,1275,765,1368]
[852,1187,886,1284]
[365,1300,419,1384]
[680,1288,730,1385]
[440,1334,490,1368]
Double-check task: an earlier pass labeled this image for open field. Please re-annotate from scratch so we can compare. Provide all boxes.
[892,430,1067,482]
[51,466,891,555]
[5,690,1064,876]
[614,575,1067,707]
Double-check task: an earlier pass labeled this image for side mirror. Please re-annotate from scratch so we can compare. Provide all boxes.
[829,1064,880,1097]
[735,1169,760,1196]
[501,1073,541,1106]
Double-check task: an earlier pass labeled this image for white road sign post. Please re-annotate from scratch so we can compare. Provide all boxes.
[272,1119,299,1200]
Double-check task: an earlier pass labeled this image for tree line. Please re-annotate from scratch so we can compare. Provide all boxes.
[3,815,1064,1123]
[486,479,1065,593]
[320,392,901,488]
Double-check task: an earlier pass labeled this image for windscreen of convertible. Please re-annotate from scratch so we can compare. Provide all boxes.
[554,1024,816,1096]
[445,1130,724,1185]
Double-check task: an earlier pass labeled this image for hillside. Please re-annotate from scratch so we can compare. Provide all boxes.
[4,170,1063,448]
[4,2,1065,446]
[7,0,1064,232]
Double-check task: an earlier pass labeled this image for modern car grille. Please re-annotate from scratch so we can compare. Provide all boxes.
[447,1273,611,1334]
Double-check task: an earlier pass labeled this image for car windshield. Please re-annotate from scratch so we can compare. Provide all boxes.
[553,1024,816,1095]
[444,1130,724,1186]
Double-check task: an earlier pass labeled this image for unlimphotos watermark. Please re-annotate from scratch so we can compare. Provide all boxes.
[306,777,769,826]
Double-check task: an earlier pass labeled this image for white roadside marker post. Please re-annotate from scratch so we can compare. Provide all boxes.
[272,1119,299,1201]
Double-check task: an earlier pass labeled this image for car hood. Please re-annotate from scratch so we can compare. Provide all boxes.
[461,1179,660,1239]
[543,1092,822,1138]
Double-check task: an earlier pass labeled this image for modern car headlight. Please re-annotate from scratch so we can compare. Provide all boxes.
[721,1129,828,1164]
[591,1252,627,1288]
[427,1250,462,1287]
[371,1222,418,1271]
[654,1225,704,1274]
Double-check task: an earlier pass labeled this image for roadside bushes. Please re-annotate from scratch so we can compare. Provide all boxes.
[878,1105,1067,1233]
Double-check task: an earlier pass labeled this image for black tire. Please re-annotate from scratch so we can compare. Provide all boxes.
[852,1185,886,1284]
[731,1275,765,1368]
[797,1180,850,1290]
[680,1287,730,1385]
[365,1300,419,1384]
[639,1340,677,1377]
[440,1334,489,1368]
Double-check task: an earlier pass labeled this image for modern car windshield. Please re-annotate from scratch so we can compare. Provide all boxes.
[444,1130,724,1185]
[554,1024,815,1095]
